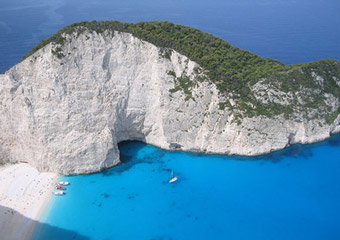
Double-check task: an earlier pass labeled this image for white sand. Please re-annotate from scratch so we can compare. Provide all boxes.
[0,163,57,240]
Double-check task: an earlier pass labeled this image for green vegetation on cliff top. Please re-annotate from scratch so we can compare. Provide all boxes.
[22,21,288,83]
[21,21,340,121]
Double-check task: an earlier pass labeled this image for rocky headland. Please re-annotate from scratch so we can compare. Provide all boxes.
[0,21,339,175]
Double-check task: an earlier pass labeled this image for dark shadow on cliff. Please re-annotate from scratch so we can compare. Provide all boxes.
[0,205,91,240]
[102,141,166,176]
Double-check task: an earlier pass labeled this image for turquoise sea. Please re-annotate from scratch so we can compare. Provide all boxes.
[34,137,340,240]
[1,0,340,239]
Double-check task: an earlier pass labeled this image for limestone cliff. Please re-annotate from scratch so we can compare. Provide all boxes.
[0,23,339,174]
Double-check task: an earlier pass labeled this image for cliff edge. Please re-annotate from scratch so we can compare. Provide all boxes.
[1,21,339,174]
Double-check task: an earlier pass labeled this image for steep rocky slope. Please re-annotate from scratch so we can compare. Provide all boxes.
[0,21,339,174]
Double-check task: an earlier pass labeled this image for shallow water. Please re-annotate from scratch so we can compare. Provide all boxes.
[34,135,340,240]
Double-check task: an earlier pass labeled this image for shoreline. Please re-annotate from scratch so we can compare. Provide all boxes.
[0,163,57,240]
[120,131,340,158]
[25,173,57,240]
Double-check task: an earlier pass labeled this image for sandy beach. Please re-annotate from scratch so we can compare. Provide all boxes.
[0,163,57,240]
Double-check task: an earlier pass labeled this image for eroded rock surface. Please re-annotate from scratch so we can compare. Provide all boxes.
[0,31,339,174]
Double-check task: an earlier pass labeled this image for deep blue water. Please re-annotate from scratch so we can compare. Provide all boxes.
[34,136,340,240]
[1,0,340,73]
[1,0,340,239]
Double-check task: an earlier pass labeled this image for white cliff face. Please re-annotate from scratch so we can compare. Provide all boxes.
[0,31,339,175]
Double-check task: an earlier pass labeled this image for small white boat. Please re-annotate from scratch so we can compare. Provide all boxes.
[53,191,65,195]
[169,171,178,183]
[57,181,69,186]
